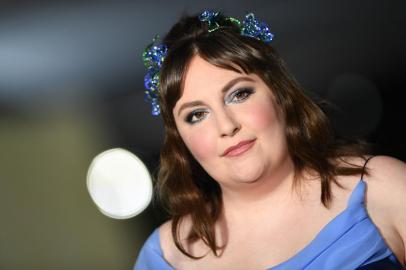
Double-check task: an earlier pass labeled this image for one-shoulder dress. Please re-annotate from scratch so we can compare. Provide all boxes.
[134,161,404,269]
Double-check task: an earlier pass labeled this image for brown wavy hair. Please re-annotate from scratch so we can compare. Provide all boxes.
[155,12,369,258]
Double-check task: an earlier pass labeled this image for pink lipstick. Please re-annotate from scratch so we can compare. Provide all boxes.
[222,139,256,157]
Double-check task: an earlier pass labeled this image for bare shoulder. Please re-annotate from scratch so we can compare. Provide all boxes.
[365,155,406,178]
[337,155,406,193]
[159,219,177,263]
[362,155,406,264]
[158,216,195,267]
[363,155,406,211]
[159,219,172,251]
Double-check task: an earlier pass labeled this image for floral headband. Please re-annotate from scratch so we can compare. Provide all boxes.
[142,10,274,116]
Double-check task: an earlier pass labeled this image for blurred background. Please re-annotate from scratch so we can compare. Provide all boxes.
[0,0,405,269]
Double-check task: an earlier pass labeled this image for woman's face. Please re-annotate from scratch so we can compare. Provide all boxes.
[173,55,291,191]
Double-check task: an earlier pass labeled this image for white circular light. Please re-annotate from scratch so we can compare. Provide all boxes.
[86,148,153,219]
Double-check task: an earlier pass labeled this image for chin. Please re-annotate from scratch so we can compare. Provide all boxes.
[229,164,265,184]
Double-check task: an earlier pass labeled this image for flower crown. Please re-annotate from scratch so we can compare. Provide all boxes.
[142,10,274,116]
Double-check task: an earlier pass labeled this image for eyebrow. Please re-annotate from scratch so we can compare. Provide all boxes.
[177,76,255,116]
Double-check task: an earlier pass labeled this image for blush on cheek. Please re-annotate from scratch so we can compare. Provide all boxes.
[183,131,215,163]
[244,100,277,129]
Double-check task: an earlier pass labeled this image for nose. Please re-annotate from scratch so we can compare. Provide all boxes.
[215,108,241,137]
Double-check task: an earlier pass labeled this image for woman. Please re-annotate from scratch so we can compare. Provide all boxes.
[135,11,406,269]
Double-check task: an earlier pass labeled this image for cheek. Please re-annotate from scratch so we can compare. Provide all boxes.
[180,128,216,163]
[243,99,278,130]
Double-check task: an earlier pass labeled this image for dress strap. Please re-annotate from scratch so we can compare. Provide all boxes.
[360,156,374,180]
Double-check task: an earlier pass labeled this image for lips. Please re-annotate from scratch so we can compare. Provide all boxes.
[222,139,256,157]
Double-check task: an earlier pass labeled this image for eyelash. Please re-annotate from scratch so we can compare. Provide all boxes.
[225,87,255,105]
[185,109,209,124]
[185,87,255,124]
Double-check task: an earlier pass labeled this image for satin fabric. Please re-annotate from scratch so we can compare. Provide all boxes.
[133,180,404,269]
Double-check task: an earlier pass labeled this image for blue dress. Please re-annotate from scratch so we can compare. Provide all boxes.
[134,180,404,269]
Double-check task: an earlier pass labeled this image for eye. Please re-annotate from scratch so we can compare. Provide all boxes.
[185,109,209,124]
[225,88,255,104]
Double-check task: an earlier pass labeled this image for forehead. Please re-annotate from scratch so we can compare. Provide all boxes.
[181,55,243,99]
